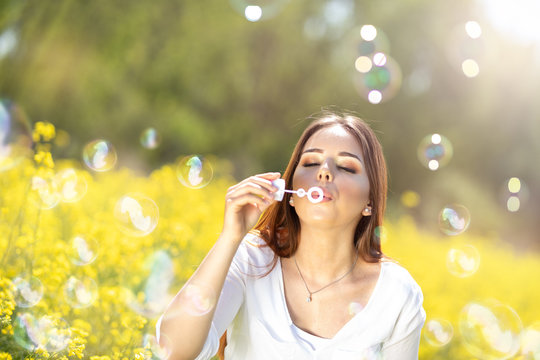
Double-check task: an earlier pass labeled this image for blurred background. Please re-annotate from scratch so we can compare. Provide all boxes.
[2,0,538,251]
[1,1,540,359]
[1,0,539,250]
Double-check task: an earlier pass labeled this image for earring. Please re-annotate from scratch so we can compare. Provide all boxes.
[363,207,372,216]
[289,198,294,206]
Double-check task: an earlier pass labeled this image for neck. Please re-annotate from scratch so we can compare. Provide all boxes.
[294,226,359,283]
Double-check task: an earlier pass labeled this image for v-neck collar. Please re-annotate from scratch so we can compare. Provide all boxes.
[275,257,387,342]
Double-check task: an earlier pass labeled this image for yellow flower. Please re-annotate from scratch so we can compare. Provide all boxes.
[32,121,56,142]
[0,352,13,360]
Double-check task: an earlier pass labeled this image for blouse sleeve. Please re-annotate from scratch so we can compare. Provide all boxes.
[381,266,426,359]
[156,237,251,360]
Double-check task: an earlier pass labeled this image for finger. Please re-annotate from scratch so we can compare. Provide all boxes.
[226,193,270,211]
[228,181,276,201]
[228,177,280,199]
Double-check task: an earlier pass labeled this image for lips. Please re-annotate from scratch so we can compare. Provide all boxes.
[318,187,333,201]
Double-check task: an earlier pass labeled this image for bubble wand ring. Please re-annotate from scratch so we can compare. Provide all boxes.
[272,179,324,204]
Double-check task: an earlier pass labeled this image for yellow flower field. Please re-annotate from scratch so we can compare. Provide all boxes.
[1,122,539,359]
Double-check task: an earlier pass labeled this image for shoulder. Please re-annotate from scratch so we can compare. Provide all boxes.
[231,232,276,276]
[379,261,423,303]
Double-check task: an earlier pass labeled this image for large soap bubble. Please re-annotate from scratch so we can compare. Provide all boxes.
[459,300,522,359]
[82,139,117,172]
[176,155,213,189]
[114,193,159,237]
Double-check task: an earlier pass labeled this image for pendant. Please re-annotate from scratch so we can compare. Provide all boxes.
[306,295,312,303]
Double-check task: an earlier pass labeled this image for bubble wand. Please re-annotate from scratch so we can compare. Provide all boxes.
[272,179,324,204]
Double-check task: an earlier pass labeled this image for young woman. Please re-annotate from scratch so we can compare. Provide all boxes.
[158,111,426,360]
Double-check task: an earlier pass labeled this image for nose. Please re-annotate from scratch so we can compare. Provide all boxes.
[317,162,334,183]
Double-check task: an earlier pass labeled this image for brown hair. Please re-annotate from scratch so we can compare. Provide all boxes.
[217,110,388,358]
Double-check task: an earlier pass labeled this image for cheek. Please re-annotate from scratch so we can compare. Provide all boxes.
[344,176,370,202]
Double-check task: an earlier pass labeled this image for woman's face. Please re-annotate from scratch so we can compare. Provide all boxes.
[291,125,371,228]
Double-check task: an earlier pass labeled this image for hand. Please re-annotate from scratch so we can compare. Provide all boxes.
[221,172,281,243]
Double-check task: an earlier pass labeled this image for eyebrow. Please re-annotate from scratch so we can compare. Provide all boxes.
[302,148,363,163]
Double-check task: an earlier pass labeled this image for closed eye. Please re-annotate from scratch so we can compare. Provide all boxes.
[339,166,356,173]
[303,163,320,167]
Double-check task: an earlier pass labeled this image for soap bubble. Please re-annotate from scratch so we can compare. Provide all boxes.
[439,204,471,235]
[140,127,161,149]
[229,0,290,21]
[143,333,172,360]
[29,175,61,209]
[459,300,522,359]
[13,313,71,352]
[114,193,159,236]
[13,313,41,350]
[179,283,217,317]
[0,99,33,172]
[55,168,88,203]
[417,133,453,171]
[125,250,174,318]
[446,244,480,277]
[64,276,98,308]
[82,139,117,172]
[354,53,402,104]
[68,235,99,266]
[13,275,44,308]
[424,318,454,346]
[521,322,540,358]
[176,155,213,189]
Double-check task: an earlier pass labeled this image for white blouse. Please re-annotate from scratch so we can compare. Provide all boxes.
[158,234,426,360]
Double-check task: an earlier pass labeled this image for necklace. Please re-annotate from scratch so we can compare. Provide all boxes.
[293,252,359,303]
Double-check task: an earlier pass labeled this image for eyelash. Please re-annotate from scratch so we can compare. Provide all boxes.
[303,163,356,174]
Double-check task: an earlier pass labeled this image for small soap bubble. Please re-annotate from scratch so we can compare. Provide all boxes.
[140,127,161,149]
[176,155,213,189]
[459,300,522,359]
[521,322,540,358]
[82,139,117,172]
[439,204,471,235]
[374,226,388,244]
[69,235,99,265]
[55,168,88,203]
[417,134,453,170]
[424,318,454,346]
[446,244,480,277]
[30,175,61,209]
[63,276,98,308]
[229,0,289,21]
[126,250,174,318]
[348,302,364,316]
[114,194,159,236]
[354,54,402,104]
[143,333,172,360]
[13,275,44,308]
[180,283,217,316]
[0,99,33,172]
